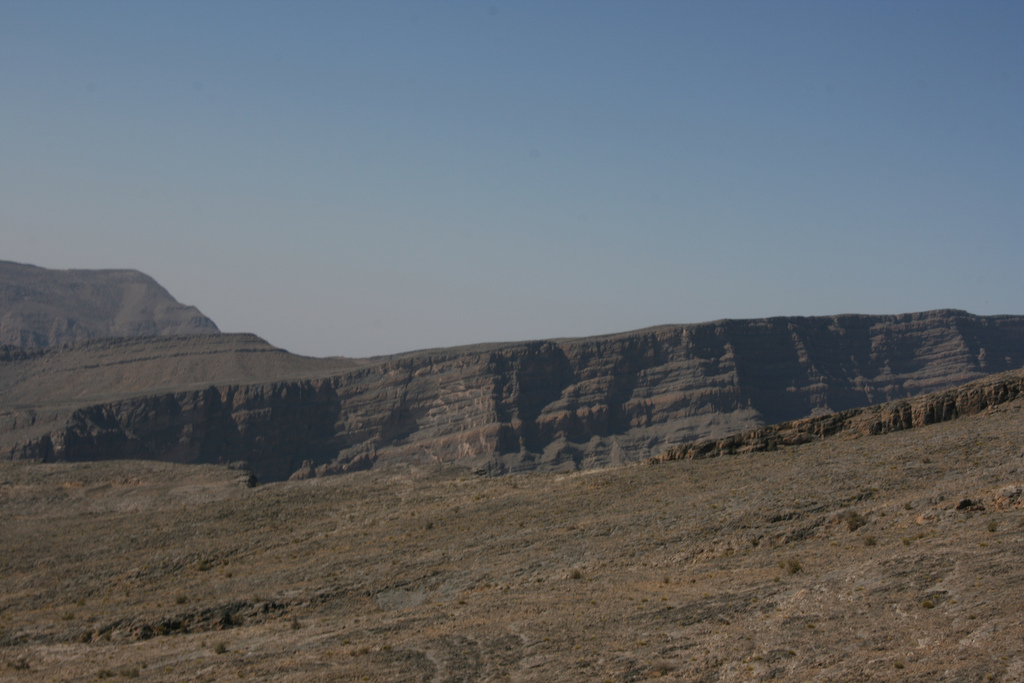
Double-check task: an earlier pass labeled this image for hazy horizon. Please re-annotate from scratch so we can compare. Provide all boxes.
[3,1,1022,357]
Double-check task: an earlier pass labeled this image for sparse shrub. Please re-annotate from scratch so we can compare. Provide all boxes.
[175,595,187,605]
[988,521,998,533]
[214,641,228,654]
[571,569,583,580]
[784,558,802,574]
[863,535,877,546]
[843,510,867,532]
[921,600,934,609]
[650,660,674,675]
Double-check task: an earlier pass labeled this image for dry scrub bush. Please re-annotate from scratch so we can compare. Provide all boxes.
[842,510,868,532]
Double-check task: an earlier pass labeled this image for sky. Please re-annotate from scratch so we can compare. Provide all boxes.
[2,1,1022,358]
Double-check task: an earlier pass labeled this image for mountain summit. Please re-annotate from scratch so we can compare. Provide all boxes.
[0,260,219,347]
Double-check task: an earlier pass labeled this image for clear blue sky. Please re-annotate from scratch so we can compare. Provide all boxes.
[2,1,1021,357]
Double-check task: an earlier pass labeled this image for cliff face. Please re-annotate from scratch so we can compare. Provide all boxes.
[648,368,1024,463]
[0,260,219,347]
[3,310,1023,482]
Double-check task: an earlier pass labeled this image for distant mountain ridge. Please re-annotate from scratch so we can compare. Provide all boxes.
[2,304,1023,481]
[0,260,219,347]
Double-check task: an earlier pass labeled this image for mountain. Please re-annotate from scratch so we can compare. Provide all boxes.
[0,260,219,347]
[3,305,1023,482]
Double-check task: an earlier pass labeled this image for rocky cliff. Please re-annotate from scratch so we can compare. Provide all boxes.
[0,260,219,347]
[3,309,1023,482]
[648,367,1024,464]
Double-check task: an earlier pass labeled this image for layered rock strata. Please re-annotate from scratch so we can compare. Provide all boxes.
[2,310,1023,482]
[648,368,1024,464]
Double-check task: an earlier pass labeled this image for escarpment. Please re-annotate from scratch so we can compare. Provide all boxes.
[2,309,1023,482]
[649,368,1024,464]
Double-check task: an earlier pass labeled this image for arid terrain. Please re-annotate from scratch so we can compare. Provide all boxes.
[3,263,1023,680]
[3,382,1023,681]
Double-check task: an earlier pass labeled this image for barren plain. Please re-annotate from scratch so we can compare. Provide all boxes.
[3,393,1023,681]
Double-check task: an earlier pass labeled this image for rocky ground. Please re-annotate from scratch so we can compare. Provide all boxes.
[2,398,1023,681]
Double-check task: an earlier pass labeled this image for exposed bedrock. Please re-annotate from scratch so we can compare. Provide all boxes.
[649,368,1024,463]
[3,309,1023,481]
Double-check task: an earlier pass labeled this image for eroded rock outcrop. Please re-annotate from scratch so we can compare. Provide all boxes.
[649,368,1024,463]
[3,309,1024,482]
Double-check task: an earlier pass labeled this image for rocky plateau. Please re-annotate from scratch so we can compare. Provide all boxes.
[1,301,1023,482]
[2,262,1024,483]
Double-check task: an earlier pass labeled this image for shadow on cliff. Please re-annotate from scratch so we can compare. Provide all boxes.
[48,382,344,483]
